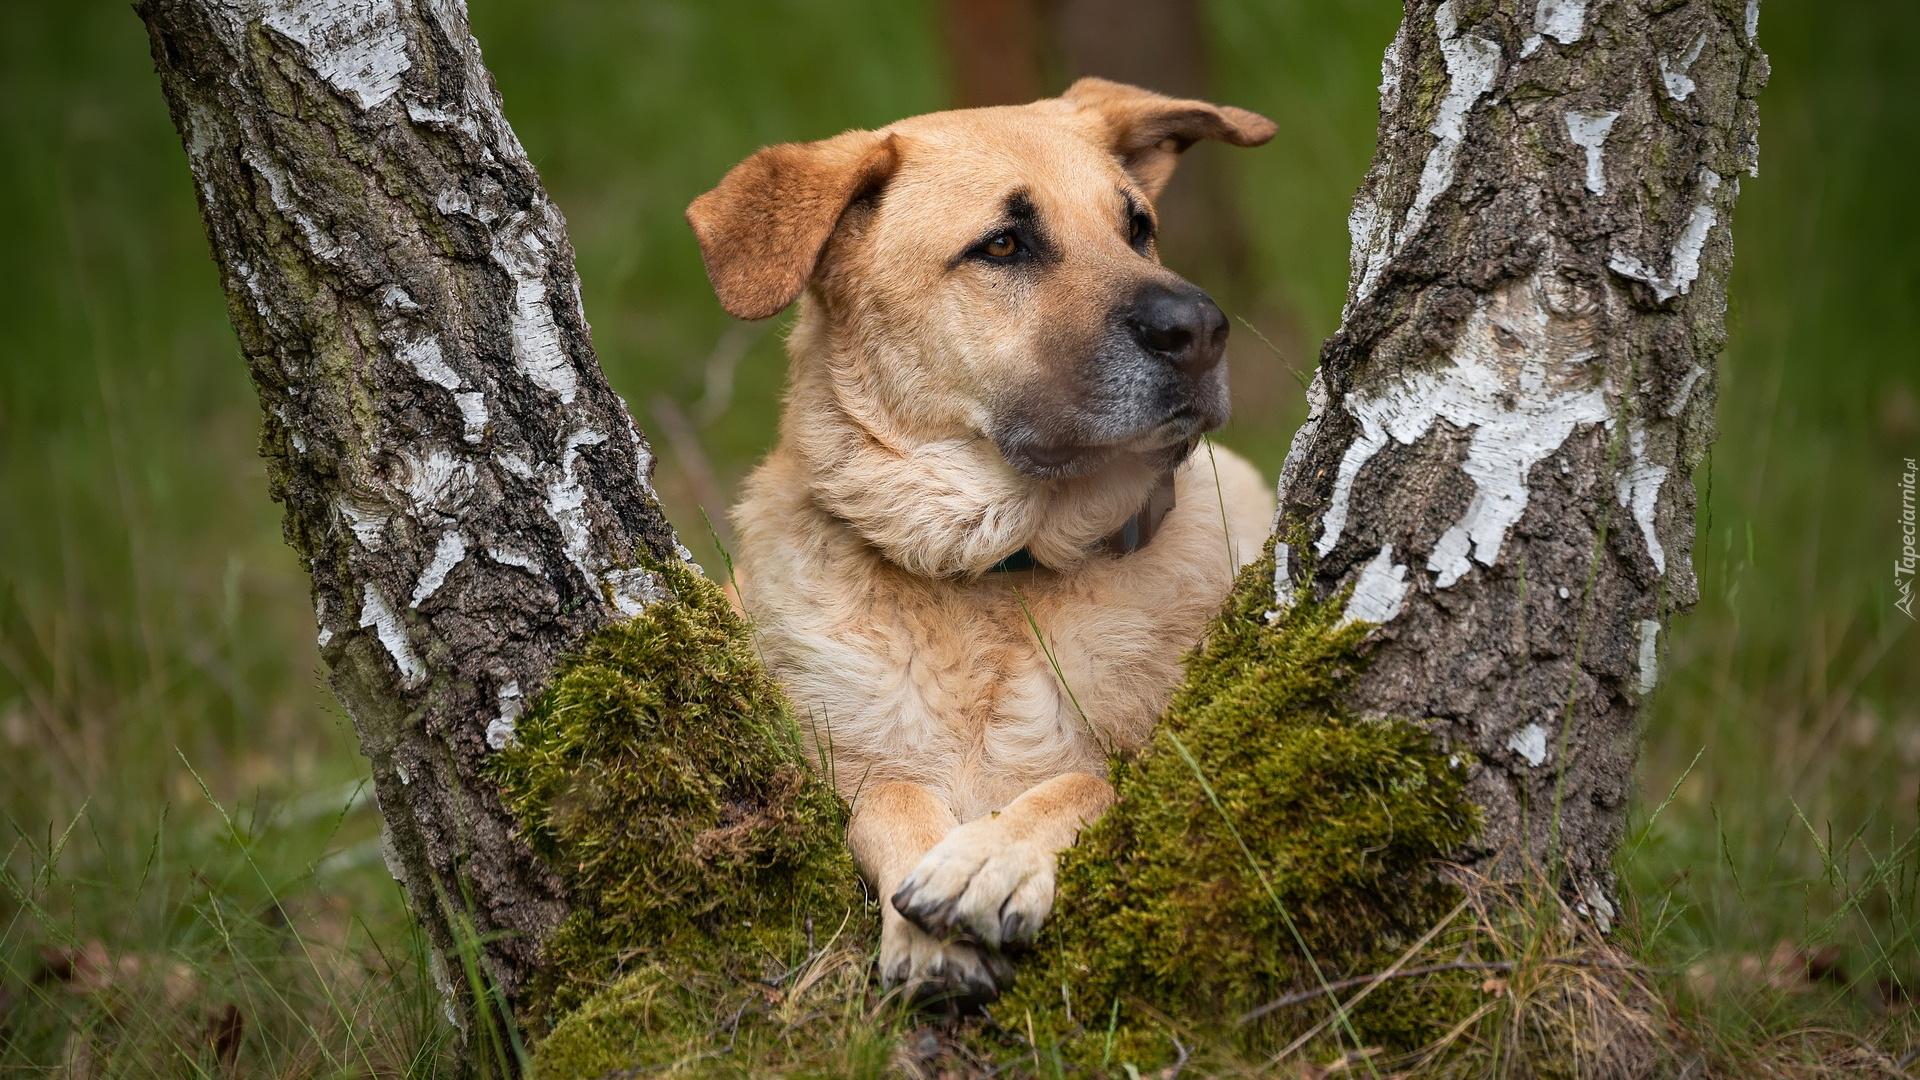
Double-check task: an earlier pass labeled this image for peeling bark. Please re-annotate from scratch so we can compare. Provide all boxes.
[1276,0,1767,914]
[136,0,681,1019]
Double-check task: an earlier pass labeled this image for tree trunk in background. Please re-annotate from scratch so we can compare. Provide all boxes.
[940,0,1045,107]
[137,0,681,1027]
[1276,0,1766,916]
[939,0,1250,296]
[1051,0,1250,296]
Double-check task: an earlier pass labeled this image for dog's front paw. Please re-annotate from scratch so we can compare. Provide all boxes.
[892,817,1056,949]
[879,907,1012,1010]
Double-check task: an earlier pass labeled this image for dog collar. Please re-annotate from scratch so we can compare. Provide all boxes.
[989,469,1178,573]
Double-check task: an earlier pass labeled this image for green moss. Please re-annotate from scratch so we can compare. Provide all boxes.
[990,538,1480,1069]
[499,546,1480,1076]
[530,967,693,1080]
[488,561,872,1039]
[530,961,904,1080]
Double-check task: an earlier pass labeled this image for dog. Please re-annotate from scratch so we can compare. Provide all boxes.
[687,78,1277,1003]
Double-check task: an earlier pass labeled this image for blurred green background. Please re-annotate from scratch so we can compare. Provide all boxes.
[1,0,1913,1072]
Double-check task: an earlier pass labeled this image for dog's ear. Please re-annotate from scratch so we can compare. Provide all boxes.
[686,130,899,321]
[1063,77,1275,200]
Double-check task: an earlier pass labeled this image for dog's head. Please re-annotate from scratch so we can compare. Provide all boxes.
[687,79,1275,482]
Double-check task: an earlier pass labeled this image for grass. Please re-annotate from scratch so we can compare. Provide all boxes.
[1,0,1914,1074]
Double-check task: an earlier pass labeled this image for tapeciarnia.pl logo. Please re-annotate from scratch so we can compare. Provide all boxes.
[1900,456,1917,620]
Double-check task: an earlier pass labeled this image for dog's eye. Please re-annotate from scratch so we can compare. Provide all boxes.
[982,232,1019,259]
[1129,213,1155,248]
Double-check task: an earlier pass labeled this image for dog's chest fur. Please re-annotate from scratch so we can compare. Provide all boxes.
[734,449,1272,823]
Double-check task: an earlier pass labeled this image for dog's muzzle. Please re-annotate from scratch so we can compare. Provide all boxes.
[993,285,1233,480]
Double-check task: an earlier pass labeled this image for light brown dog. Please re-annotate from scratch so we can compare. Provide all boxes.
[687,79,1277,1003]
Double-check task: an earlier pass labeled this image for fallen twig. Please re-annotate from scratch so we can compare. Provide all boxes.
[1161,1036,1192,1080]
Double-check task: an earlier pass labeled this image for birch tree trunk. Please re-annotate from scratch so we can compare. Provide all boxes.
[1276,0,1767,916]
[136,0,682,1022]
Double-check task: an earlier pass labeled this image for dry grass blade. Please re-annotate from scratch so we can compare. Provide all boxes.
[1242,897,1472,1027]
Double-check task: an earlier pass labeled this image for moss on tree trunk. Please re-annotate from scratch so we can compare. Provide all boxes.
[488,562,870,1031]
[990,539,1479,1066]
[506,545,1480,1075]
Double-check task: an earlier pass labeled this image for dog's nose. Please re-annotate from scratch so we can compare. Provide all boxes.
[1127,286,1229,378]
